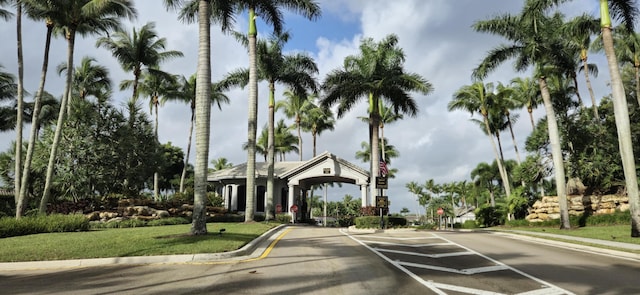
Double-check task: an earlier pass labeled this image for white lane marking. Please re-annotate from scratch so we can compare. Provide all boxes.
[516,287,568,295]
[361,240,452,247]
[358,235,440,240]
[339,229,448,295]
[432,282,506,295]
[398,261,509,275]
[433,233,575,295]
[375,247,474,258]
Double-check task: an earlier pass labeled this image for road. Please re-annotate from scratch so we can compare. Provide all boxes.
[1,226,639,294]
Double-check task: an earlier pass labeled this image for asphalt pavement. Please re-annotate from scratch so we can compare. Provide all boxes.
[1,225,639,271]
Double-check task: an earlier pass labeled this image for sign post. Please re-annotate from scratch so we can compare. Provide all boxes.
[437,208,444,230]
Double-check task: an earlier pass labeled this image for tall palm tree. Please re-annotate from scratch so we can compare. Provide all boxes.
[16,0,60,218]
[449,82,511,201]
[301,103,335,157]
[472,1,572,229]
[321,34,432,206]
[0,0,12,20]
[493,82,522,164]
[354,138,399,179]
[471,161,499,207]
[564,13,601,118]
[99,21,183,201]
[164,0,237,235]
[273,119,299,161]
[225,31,318,220]
[9,0,25,207]
[167,74,230,193]
[277,89,315,161]
[38,0,136,215]
[235,0,320,222]
[596,0,640,237]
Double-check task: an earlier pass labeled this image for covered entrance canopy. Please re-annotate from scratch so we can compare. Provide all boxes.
[207,151,370,216]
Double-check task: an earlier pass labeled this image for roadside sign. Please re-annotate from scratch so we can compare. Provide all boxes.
[437,208,444,215]
[376,196,389,208]
[276,204,282,213]
[376,176,388,189]
[290,204,299,213]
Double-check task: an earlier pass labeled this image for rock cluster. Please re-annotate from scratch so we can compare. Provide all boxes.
[526,194,629,222]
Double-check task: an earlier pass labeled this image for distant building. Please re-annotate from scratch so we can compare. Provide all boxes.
[208,151,370,220]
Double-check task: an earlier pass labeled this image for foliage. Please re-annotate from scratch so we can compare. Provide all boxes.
[461,220,479,229]
[354,216,407,229]
[475,204,505,227]
[0,214,89,238]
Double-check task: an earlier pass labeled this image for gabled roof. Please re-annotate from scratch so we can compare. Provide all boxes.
[207,161,305,181]
[279,151,369,178]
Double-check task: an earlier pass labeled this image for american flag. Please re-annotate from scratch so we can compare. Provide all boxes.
[379,161,388,176]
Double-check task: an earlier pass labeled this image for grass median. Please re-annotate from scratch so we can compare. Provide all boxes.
[0,222,280,262]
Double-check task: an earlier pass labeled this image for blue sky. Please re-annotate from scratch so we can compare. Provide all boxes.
[0,0,613,214]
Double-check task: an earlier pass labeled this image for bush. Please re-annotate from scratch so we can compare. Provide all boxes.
[461,220,478,229]
[475,205,505,227]
[0,214,89,238]
[147,217,190,226]
[354,216,408,229]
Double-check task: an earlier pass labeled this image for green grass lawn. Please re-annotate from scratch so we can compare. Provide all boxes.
[0,222,279,262]
[499,225,640,253]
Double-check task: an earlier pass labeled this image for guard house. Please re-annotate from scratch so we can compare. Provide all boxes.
[207,151,370,218]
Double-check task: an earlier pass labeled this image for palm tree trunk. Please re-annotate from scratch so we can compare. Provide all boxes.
[19,22,53,217]
[528,107,535,129]
[179,110,194,193]
[296,115,302,161]
[539,76,570,229]
[582,59,599,119]
[482,115,511,201]
[507,119,521,164]
[572,74,584,108]
[245,7,258,222]
[154,102,159,201]
[191,0,211,235]
[600,1,640,237]
[266,83,275,221]
[40,27,77,214]
[14,2,23,206]
[369,95,380,207]
[635,65,640,108]
[312,131,317,157]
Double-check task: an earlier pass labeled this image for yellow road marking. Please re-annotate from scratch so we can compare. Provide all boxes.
[195,227,293,265]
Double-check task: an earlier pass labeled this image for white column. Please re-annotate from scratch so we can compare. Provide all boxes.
[361,184,368,207]
[288,184,295,223]
[231,184,238,211]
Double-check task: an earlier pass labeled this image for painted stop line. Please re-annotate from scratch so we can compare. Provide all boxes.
[341,229,574,295]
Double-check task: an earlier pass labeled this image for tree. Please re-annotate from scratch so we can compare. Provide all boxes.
[58,56,111,103]
[210,157,233,172]
[235,0,320,222]
[168,74,230,193]
[321,34,432,206]
[38,0,136,215]
[449,82,511,201]
[11,0,25,209]
[226,31,318,220]
[16,0,60,218]
[510,77,541,130]
[164,0,237,235]
[354,138,399,178]
[301,103,335,157]
[596,0,640,237]
[277,89,315,161]
[472,1,572,229]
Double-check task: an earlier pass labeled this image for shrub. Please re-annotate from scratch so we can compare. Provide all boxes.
[147,217,190,226]
[461,220,478,229]
[354,216,407,229]
[0,214,89,238]
[475,205,505,227]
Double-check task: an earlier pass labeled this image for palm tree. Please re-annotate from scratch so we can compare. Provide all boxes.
[472,0,572,229]
[38,0,136,216]
[167,74,230,193]
[277,89,315,161]
[301,103,335,157]
[225,31,318,220]
[97,22,183,101]
[274,119,299,161]
[210,157,233,172]
[493,82,523,164]
[510,76,541,129]
[16,0,60,218]
[163,0,237,235]
[10,0,25,208]
[449,82,511,201]
[564,13,601,118]
[355,139,399,179]
[596,0,640,237]
[0,0,11,20]
[99,21,183,201]
[235,0,320,222]
[321,34,433,206]
[471,162,499,207]
[58,56,111,102]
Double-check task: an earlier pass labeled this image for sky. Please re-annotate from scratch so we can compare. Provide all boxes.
[0,0,609,214]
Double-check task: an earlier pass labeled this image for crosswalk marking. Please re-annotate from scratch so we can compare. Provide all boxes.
[375,247,474,258]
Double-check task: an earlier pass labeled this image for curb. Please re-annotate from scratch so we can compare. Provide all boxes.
[0,224,287,271]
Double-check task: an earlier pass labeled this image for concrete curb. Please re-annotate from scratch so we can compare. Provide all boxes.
[0,224,287,271]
